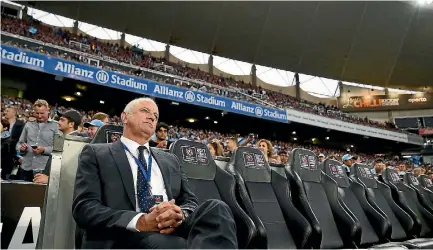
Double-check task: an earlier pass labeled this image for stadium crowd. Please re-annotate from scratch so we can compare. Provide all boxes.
[2,95,432,185]
[1,15,401,132]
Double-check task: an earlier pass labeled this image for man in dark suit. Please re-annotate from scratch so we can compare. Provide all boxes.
[72,97,237,249]
[4,107,25,145]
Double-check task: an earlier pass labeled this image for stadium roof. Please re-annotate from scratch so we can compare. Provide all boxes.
[21,1,433,92]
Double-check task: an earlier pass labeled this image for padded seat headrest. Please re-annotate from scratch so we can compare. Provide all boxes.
[90,125,123,144]
[229,147,271,183]
[382,168,405,189]
[288,148,321,183]
[403,173,421,187]
[351,163,377,188]
[322,159,350,188]
[419,175,433,189]
[169,139,216,180]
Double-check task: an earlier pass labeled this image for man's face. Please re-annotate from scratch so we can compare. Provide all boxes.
[319,156,324,162]
[375,163,385,174]
[199,132,205,140]
[280,154,288,164]
[226,139,237,152]
[5,108,16,119]
[122,99,158,140]
[344,159,353,167]
[88,126,99,138]
[34,106,49,122]
[156,126,168,140]
[58,116,73,133]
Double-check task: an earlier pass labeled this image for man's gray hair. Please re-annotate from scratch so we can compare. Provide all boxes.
[123,97,157,113]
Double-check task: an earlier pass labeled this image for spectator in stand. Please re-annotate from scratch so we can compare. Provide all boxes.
[257,139,281,164]
[373,159,386,176]
[413,168,423,177]
[428,171,433,181]
[398,164,407,177]
[342,154,354,175]
[353,155,362,164]
[318,153,325,163]
[83,119,104,139]
[278,150,289,164]
[57,110,82,136]
[328,155,337,160]
[207,139,224,157]
[92,112,109,124]
[225,136,238,157]
[1,118,15,179]
[4,107,25,145]
[16,99,58,181]
[149,122,172,149]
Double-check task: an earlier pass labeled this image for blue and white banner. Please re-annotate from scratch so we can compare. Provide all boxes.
[0,45,288,123]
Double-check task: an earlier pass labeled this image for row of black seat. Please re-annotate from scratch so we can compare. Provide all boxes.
[169,140,433,249]
[86,126,433,249]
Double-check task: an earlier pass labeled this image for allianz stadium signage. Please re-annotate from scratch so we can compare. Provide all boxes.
[0,44,422,145]
[0,45,287,123]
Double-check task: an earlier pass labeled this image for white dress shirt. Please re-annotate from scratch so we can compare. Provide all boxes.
[121,136,168,231]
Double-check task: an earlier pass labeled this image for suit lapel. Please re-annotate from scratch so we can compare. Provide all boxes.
[110,141,136,209]
[150,148,173,199]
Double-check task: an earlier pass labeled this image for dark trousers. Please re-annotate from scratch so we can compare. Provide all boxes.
[17,167,34,182]
[124,199,238,249]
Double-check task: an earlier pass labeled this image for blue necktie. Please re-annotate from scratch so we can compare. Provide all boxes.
[136,146,154,213]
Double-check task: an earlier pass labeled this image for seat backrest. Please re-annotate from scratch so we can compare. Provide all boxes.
[323,160,380,246]
[169,139,222,201]
[351,164,407,240]
[169,140,257,249]
[38,135,90,249]
[226,147,297,249]
[419,175,433,192]
[419,175,433,202]
[287,148,344,249]
[90,125,123,144]
[404,173,433,213]
[382,168,431,237]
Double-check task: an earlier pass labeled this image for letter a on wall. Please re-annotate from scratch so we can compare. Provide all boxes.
[8,207,41,249]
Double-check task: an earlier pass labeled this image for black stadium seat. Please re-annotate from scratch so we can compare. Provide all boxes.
[403,173,433,214]
[381,168,433,238]
[350,165,433,249]
[224,147,313,249]
[419,175,433,202]
[322,159,382,247]
[286,148,350,249]
[169,140,258,249]
[90,124,123,144]
[351,163,409,241]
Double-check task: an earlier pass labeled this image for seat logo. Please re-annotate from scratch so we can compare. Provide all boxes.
[185,91,195,103]
[254,107,263,116]
[96,70,109,83]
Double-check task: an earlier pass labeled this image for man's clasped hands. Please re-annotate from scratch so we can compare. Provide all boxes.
[136,199,185,234]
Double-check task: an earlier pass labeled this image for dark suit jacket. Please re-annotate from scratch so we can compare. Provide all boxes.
[10,119,25,142]
[72,140,198,248]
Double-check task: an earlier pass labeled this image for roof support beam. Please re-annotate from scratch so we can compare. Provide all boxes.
[339,2,368,80]
[383,5,417,89]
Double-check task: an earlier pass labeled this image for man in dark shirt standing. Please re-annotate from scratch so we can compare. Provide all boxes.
[149,122,172,149]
